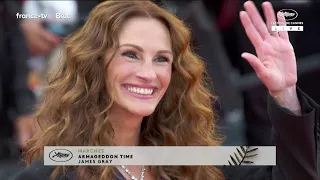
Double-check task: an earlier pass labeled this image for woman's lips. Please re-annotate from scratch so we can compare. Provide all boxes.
[122,85,158,100]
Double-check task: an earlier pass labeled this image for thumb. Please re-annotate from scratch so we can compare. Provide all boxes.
[241,52,266,76]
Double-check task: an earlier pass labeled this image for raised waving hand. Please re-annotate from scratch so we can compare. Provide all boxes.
[240,1,300,113]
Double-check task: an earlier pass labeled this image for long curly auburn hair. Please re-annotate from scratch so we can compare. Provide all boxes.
[23,1,224,180]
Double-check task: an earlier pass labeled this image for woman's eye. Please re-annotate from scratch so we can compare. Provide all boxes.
[122,51,138,59]
[154,56,169,63]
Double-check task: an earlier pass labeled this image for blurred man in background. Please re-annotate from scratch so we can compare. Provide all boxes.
[0,1,36,159]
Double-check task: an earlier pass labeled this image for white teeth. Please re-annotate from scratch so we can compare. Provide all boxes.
[126,86,154,95]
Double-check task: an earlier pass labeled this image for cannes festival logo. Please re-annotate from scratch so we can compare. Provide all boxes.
[278,9,298,21]
[49,149,73,162]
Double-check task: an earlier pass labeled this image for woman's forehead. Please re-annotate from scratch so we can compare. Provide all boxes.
[117,17,172,52]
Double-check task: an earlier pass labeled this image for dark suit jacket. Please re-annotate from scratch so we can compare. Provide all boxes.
[10,87,320,180]
[0,1,35,137]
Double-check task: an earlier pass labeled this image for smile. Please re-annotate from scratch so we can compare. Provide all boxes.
[122,84,158,99]
[126,86,154,95]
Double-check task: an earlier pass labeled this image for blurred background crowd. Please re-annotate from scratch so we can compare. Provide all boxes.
[0,0,319,179]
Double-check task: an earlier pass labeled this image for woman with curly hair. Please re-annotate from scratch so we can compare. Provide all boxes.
[13,0,319,180]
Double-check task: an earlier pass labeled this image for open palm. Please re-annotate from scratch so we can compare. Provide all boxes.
[240,1,297,93]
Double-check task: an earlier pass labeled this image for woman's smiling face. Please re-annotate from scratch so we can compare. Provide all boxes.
[105,16,173,117]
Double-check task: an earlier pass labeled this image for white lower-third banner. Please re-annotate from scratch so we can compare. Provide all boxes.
[44,146,276,166]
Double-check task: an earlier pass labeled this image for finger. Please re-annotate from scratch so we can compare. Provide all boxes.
[30,36,53,55]
[38,28,61,45]
[244,1,270,39]
[19,138,27,149]
[16,117,34,149]
[277,11,289,41]
[24,29,53,55]
[18,130,31,149]
[262,1,278,37]
[241,52,267,75]
[240,11,263,48]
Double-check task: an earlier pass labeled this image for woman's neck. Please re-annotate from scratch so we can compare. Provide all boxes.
[109,106,143,146]
[113,126,141,146]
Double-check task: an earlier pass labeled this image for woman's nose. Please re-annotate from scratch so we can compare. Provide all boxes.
[135,62,157,82]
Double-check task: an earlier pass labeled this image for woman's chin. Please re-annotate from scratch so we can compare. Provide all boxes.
[128,107,155,117]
